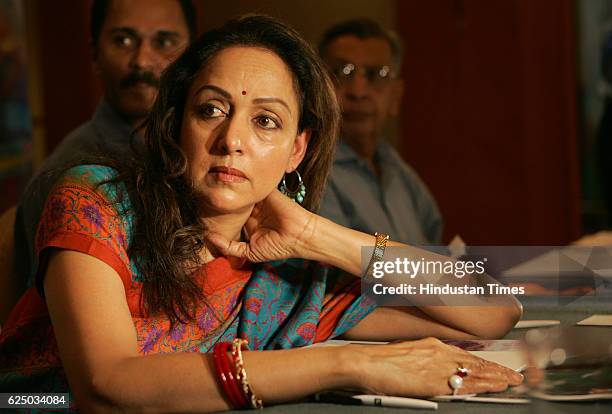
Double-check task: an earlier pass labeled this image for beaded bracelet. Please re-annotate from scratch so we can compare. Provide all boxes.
[231,338,264,409]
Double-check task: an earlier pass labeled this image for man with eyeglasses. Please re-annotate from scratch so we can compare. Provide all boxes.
[318,18,443,245]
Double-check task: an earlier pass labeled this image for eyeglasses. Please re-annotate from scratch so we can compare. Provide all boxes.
[331,62,397,88]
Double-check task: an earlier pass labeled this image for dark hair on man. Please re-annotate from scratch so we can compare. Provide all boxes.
[90,0,197,49]
[318,18,403,69]
[96,14,339,325]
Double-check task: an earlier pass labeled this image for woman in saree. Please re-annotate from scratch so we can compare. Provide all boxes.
[0,15,523,412]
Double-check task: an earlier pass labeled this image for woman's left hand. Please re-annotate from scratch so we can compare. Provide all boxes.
[206,190,319,262]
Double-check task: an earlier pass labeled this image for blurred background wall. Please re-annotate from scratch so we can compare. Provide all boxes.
[0,0,34,213]
[4,0,607,245]
[398,0,581,245]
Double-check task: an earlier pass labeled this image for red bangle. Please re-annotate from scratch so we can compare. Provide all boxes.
[213,342,247,409]
[220,342,249,409]
[213,342,235,407]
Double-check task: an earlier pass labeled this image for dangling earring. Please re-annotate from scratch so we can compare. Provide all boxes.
[279,170,306,204]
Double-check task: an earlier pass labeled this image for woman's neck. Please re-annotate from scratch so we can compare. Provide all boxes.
[201,208,252,262]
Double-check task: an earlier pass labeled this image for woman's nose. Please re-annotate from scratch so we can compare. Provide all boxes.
[217,117,245,154]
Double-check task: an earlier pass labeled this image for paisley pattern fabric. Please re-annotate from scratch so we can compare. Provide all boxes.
[0,165,375,398]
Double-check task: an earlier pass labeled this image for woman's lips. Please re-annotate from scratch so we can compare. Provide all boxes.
[208,166,247,183]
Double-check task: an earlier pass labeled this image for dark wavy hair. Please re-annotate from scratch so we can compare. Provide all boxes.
[109,15,340,324]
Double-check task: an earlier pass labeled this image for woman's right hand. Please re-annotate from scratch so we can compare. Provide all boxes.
[345,337,524,397]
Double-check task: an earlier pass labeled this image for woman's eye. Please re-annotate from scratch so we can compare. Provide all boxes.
[199,104,225,118]
[255,116,279,130]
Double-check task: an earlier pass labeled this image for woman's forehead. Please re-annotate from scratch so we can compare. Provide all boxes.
[191,46,300,107]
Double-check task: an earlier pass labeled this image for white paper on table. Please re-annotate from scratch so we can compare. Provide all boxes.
[576,314,612,326]
[514,320,560,329]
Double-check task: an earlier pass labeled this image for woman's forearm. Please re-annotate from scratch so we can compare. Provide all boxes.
[417,304,522,339]
[304,216,522,338]
[89,346,353,413]
[304,215,372,275]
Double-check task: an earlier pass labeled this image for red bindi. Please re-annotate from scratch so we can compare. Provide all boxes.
[242,90,247,95]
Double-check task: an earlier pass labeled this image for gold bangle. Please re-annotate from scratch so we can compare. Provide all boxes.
[231,338,263,409]
[365,232,389,279]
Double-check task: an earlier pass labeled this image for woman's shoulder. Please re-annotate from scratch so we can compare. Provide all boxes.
[35,164,136,298]
[52,164,128,206]
[56,164,120,188]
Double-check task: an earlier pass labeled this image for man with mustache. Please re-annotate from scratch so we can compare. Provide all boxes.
[318,19,443,246]
[11,0,195,299]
